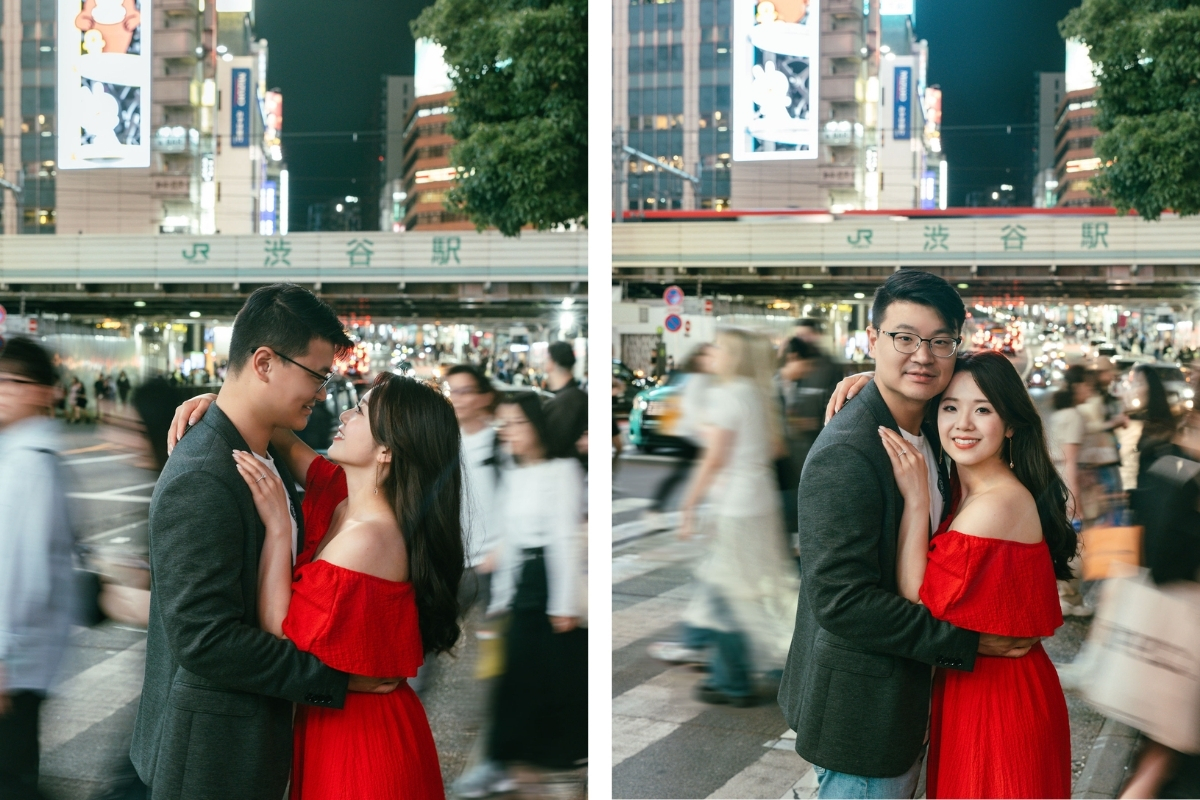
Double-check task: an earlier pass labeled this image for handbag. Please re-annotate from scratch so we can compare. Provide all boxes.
[1081,573,1200,754]
[1081,525,1142,581]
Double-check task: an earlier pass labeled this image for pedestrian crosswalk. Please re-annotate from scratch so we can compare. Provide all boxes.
[612,526,818,800]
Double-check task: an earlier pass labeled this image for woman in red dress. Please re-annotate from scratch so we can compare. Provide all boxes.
[230,373,465,800]
[879,351,1076,799]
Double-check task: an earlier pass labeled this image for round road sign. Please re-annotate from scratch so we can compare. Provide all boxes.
[664,313,683,333]
[663,285,684,306]
[0,304,6,326]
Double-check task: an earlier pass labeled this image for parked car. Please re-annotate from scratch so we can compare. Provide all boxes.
[628,373,690,453]
[297,376,359,453]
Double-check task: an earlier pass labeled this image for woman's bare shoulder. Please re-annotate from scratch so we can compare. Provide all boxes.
[316,518,408,582]
[953,482,1042,544]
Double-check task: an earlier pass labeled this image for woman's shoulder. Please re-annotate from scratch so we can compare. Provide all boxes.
[952,481,1042,544]
[316,517,408,582]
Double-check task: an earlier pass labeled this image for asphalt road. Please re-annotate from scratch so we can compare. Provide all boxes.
[33,422,529,799]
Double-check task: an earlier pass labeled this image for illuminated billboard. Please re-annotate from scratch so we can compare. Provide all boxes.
[57,0,152,170]
[732,0,820,161]
[415,38,454,98]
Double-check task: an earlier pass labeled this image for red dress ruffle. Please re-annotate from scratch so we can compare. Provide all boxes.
[918,486,1072,799]
[282,457,443,800]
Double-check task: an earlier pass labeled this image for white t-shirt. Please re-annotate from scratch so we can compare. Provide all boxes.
[1048,407,1086,472]
[252,451,298,564]
[706,378,777,518]
[461,425,499,567]
[899,428,943,535]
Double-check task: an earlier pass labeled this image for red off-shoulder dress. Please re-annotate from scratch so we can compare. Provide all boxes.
[281,456,444,800]
[919,490,1072,799]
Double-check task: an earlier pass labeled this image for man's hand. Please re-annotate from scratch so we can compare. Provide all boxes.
[348,674,402,694]
[550,615,579,633]
[825,372,875,423]
[978,633,1039,658]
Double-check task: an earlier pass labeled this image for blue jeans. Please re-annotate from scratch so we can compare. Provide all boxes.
[681,624,751,698]
[813,752,923,799]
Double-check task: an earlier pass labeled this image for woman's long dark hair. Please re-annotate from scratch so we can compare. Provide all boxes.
[951,352,1078,580]
[1132,364,1177,446]
[367,373,465,655]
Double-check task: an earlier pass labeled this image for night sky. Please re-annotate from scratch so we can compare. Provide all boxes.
[255,0,432,230]
[916,0,1082,207]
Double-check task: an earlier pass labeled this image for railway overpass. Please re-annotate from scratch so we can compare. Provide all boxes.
[613,210,1200,303]
[0,229,588,319]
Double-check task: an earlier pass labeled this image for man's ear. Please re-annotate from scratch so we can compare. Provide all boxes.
[250,347,273,383]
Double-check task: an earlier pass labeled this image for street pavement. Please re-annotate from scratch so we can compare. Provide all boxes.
[33,422,538,800]
[610,391,1114,799]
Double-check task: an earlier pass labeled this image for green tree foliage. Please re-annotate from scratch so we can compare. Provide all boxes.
[1060,1,1200,219]
[412,0,586,236]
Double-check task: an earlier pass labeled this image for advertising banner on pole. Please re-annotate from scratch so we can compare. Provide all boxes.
[732,0,820,161]
[231,68,252,147]
[58,0,152,169]
[893,66,912,140]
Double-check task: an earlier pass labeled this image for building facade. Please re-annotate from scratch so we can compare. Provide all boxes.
[379,74,413,231]
[613,0,943,212]
[15,0,279,236]
[1032,70,1063,207]
[1055,39,1101,208]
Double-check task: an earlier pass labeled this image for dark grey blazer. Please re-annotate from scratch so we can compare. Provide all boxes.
[778,381,980,778]
[130,404,350,800]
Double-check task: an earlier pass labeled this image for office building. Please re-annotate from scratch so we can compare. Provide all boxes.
[613,0,941,212]
[400,39,469,230]
[40,0,279,236]
[1032,71,1063,207]
[1055,39,1102,207]
[379,74,413,231]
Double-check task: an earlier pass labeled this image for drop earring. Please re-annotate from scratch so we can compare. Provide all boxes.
[1007,438,1014,469]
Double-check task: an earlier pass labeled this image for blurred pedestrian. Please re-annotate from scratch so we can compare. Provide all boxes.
[611,376,625,476]
[116,371,132,410]
[485,392,586,783]
[446,364,502,607]
[1127,364,1181,493]
[643,344,713,530]
[543,341,587,465]
[1074,365,1129,524]
[0,337,74,800]
[94,373,108,423]
[658,328,798,707]
[69,376,86,423]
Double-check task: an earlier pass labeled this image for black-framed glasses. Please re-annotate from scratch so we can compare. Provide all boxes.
[269,349,335,391]
[880,331,961,358]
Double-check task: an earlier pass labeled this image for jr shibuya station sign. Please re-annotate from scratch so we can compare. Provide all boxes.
[733,0,820,161]
[58,0,152,170]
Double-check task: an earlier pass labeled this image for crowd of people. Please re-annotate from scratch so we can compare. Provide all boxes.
[0,284,588,800]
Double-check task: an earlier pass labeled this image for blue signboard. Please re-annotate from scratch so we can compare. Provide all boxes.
[893,66,912,140]
[231,68,251,148]
[664,313,683,333]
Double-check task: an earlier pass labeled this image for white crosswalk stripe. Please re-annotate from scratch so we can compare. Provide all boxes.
[41,638,146,753]
[613,526,808,798]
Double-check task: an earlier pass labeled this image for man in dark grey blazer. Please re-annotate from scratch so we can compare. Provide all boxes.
[131,285,401,800]
[778,270,1038,798]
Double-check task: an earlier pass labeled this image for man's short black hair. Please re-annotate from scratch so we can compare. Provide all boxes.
[870,269,965,334]
[547,341,576,371]
[796,319,822,332]
[0,337,57,387]
[227,284,351,372]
